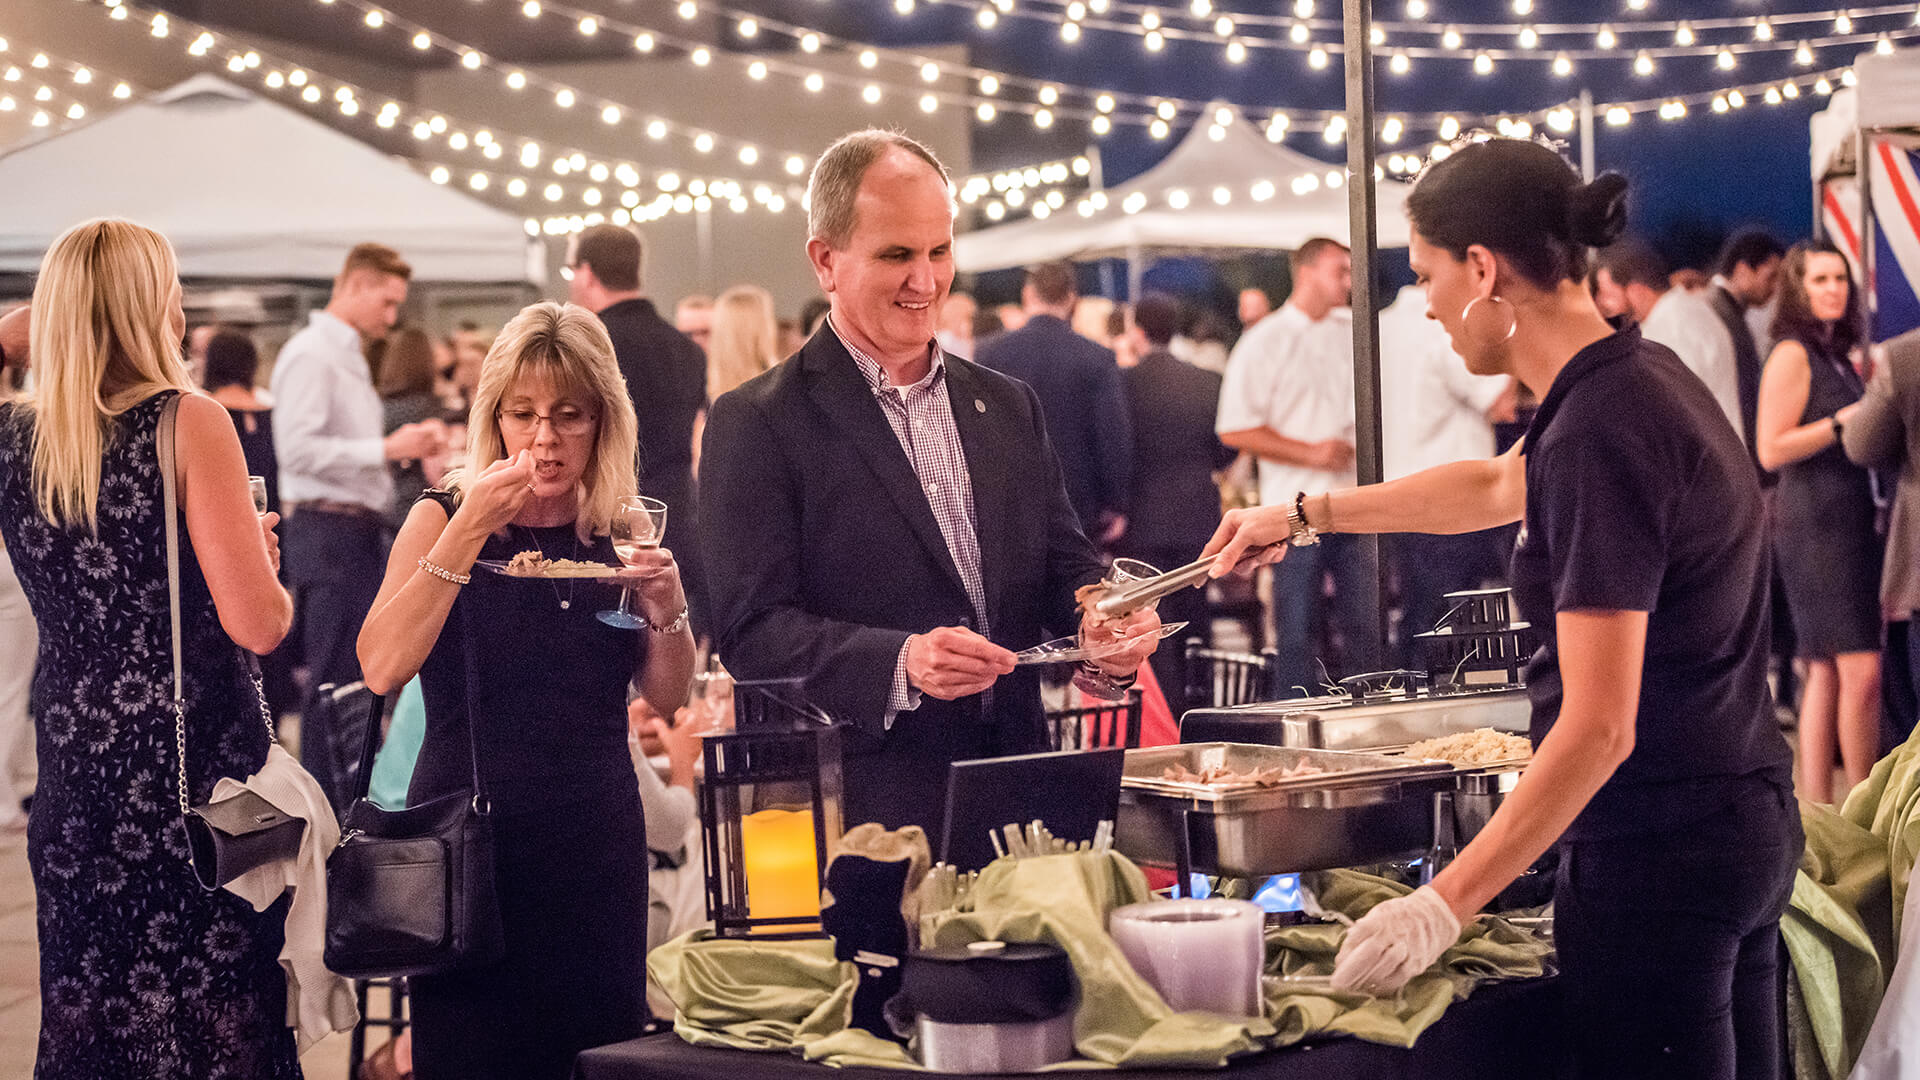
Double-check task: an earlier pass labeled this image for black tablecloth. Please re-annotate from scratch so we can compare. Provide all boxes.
[575,978,1567,1080]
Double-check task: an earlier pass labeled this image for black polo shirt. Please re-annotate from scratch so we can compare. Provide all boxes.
[1512,325,1793,840]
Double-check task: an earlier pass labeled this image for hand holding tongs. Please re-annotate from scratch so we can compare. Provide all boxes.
[1092,545,1280,618]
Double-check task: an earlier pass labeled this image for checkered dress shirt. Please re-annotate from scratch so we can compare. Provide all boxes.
[831,317,989,723]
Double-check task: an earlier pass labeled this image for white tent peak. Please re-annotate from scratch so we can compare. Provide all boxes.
[953,104,1411,273]
[151,72,256,106]
[0,74,540,283]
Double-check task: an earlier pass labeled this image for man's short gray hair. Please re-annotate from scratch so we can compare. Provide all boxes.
[806,129,950,249]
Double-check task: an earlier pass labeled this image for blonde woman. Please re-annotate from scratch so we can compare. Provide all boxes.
[706,284,782,400]
[0,220,294,1077]
[358,301,694,1080]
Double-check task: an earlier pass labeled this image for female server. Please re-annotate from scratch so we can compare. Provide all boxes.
[1206,139,1799,1078]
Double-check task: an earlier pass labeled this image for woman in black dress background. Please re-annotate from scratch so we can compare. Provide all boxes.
[1756,242,1882,803]
[358,301,695,1080]
[0,219,297,1076]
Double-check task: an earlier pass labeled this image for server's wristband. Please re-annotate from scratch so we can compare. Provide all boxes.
[1286,491,1322,547]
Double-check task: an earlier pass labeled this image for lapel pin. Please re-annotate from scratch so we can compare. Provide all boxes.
[974,398,986,413]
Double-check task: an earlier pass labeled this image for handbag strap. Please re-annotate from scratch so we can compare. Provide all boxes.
[158,392,277,819]
[346,687,388,806]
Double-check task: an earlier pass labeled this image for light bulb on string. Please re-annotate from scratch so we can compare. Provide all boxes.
[522,1,540,18]
[976,102,996,121]
[1518,26,1538,49]
[1214,15,1233,36]
[1796,42,1815,65]
[1441,27,1462,50]
[363,10,384,29]
[1039,85,1059,105]
[1149,118,1169,138]
[980,75,1000,95]
[1145,30,1165,50]
[919,94,937,113]
[1390,52,1410,74]
[1606,106,1630,125]
[1755,20,1773,42]
[1784,80,1801,98]
[737,17,756,37]
[1034,108,1053,128]
[1060,22,1080,43]
[1157,100,1177,120]
[977,9,998,27]
[1141,11,1161,30]
[1879,34,1896,54]
[1675,23,1694,46]
[921,62,939,83]
[1473,53,1494,75]
[1552,53,1573,76]
[805,73,824,92]
[1439,114,1459,139]
[1091,114,1111,134]
[1717,49,1736,70]
[461,50,483,69]
[1836,13,1853,35]
[748,61,767,80]
[1371,26,1385,46]
[862,84,881,104]
[859,49,878,68]
[1290,23,1310,44]
[1596,26,1616,50]
[799,33,819,52]
[1634,51,1654,76]
[1406,0,1428,17]
[690,47,711,66]
[506,70,527,89]
[410,31,431,50]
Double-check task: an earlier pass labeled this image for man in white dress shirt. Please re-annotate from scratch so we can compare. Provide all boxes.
[1217,238,1375,693]
[272,243,442,804]
[1593,241,1746,441]
[1379,285,1516,652]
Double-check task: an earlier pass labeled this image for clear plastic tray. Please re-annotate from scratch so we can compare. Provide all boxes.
[1011,621,1188,666]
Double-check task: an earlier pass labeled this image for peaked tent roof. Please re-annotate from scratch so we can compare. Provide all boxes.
[953,106,1413,272]
[0,75,540,283]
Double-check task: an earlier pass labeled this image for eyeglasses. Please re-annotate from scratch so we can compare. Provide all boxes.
[497,407,597,437]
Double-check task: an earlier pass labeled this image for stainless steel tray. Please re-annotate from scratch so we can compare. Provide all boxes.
[1114,743,1456,879]
[1179,687,1530,754]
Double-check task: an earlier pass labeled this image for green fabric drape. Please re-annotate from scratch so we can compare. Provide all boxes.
[1782,723,1920,1080]
[648,854,1552,1070]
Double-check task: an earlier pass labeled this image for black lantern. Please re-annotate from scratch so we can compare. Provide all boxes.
[700,680,845,939]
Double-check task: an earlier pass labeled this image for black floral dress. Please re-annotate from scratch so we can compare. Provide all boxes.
[0,392,298,1080]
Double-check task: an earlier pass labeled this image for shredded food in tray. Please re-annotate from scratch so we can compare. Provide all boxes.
[1161,761,1326,787]
[1075,582,1117,631]
[503,549,611,576]
[1404,728,1533,765]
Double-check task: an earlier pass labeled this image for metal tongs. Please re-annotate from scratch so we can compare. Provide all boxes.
[1091,545,1278,619]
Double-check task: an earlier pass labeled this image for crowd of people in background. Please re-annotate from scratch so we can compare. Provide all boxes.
[0,155,1912,1076]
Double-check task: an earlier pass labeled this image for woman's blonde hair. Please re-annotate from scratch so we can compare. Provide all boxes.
[448,301,637,542]
[707,284,781,400]
[27,218,193,531]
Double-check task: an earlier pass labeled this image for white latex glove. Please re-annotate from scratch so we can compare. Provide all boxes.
[1329,885,1463,996]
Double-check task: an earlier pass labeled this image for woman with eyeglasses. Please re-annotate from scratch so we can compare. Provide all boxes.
[1204,139,1799,1078]
[357,301,695,1080]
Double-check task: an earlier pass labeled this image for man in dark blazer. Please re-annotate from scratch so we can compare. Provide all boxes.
[568,224,711,635]
[1705,229,1787,471]
[1116,292,1237,700]
[976,262,1133,541]
[700,130,1159,833]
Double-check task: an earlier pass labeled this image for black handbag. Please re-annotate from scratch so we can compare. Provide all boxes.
[157,394,308,891]
[322,654,503,977]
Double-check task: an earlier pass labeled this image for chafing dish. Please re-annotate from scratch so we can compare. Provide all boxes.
[1113,743,1455,881]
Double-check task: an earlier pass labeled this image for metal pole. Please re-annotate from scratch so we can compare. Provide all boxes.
[1859,129,1877,338]
[1343,0,1385,654]
[1127,244,1143,299]
[696,207,715,291]
[1578,89,1595,181]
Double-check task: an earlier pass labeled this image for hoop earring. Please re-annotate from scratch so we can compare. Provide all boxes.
[1460,295,1518,344]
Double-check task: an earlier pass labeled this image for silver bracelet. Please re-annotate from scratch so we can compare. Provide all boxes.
[417,556,472,585]
[646,607,690,634]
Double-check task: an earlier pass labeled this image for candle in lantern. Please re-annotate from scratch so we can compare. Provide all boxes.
[741,808,821,922]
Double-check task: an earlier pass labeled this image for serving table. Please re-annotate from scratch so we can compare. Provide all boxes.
[575,977,1567,1080]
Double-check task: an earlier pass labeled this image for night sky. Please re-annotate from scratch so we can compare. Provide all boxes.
[757,0,1859,296]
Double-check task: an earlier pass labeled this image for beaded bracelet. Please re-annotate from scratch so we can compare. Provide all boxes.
[647,607,691,634]
[417,556,472,585]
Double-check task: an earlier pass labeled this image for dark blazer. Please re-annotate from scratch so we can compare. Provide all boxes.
[1707,283,1765,468]
[1119,348,1235,557]
[597,298,705,515]
[699,327,1106,832]
[976,314,1133,534]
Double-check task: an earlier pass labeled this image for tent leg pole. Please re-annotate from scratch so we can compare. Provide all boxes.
[1127,246,1143,300]
[1343,0,1387,663]
[1860,129,1877,340]
[1579,89,1595,182]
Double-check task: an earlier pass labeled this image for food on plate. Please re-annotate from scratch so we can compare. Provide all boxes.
[1161,760,1325,787]
[1404,728,1533,765]
[1075,581,1117,631]
[503,549,614,576]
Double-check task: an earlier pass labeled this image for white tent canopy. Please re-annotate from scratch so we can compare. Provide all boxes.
[0,75,541,283]
[953,106,1412,272]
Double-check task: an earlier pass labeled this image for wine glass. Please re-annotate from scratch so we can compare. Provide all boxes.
[597,495,669,629]
[1074,557,1160,702]
[686,657,736,736]
[247,476,269,515]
